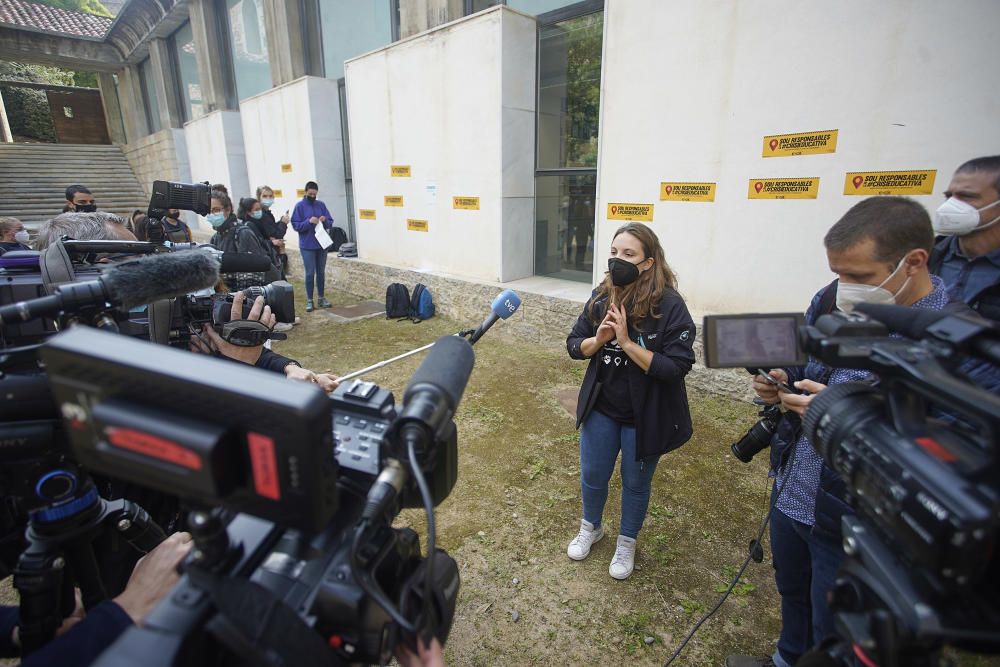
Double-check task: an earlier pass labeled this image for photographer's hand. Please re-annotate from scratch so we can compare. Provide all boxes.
[780,379,827,416]
[395,637,446,667]
[198,292,275,365]
[753,369,788,405]
[113,532,193,625]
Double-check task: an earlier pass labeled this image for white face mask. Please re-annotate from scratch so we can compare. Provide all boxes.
[836,256,911,314]
[14,230,29,244]
[933,197,1000,236]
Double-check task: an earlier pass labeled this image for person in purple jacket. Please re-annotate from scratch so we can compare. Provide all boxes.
[291,180,334,312]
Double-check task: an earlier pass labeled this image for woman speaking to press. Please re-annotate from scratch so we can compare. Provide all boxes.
[565,222,696,580]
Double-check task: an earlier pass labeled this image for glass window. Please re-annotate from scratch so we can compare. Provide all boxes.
[170,22,204,121]
[226,0,271,100]
[469,0,502,12]
[534,173,596,281]
[320,0,393,80]
[508,0,584,15]
[537,11,602,169]
[138,57,161,134]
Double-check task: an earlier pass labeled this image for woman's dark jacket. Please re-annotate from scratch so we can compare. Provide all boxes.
[567,288,696,460]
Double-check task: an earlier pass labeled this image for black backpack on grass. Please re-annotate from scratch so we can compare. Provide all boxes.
[385,283,410,319]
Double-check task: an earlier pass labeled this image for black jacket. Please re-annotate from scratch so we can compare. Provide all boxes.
[260,209,287,240]
[567,288,696,460]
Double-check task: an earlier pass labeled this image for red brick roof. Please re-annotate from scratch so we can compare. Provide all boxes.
[0,0,113,39]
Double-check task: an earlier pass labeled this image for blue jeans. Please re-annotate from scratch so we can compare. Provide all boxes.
[770,506,845,667]
[300,248,327,301]
[579,410,660,539]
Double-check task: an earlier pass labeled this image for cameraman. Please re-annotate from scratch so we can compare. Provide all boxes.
[0,532,192,667]
[189,290,339,392]
[727,197,997,667]
[928,155,1000,320]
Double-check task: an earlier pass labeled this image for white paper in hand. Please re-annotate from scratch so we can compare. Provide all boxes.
[314,224,334,250]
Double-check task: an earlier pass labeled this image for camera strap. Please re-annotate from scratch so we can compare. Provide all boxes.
[187,566,336,666]
[218,320,287,347]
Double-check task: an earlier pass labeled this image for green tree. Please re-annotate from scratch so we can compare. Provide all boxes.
[31,0,111,18]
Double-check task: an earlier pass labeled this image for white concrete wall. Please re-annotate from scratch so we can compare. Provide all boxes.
[345,6,536,282]
[596,0,1000,314]
[238,76,347,250]
[183,110,250,220]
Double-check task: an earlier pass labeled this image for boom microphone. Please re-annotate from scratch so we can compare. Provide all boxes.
[0,250,220,325]
[468,289,522,344]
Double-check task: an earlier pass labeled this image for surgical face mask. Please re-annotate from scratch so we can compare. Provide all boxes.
[206,212,226,228]
[608,256,643,287]
[14,230,29,244]
[933,197,1000,236]
[261,198,274,208]
[250,210,263,220]
[836,256,911,314]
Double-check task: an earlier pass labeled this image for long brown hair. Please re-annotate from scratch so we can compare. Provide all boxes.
[587,223,678,328]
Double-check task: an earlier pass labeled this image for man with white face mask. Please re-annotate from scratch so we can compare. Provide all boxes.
[927,156,1000,320]
[728,196,982,667]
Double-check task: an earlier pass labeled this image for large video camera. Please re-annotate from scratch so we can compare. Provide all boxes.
[39,327,473,666]
[143,180,211,244]
[704,307,1000,665]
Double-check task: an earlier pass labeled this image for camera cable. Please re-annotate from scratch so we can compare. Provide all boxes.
[406,434,438,641]
[662,432,797,666]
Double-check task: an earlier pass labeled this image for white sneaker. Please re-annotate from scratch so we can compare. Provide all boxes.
[609,535,637,579]
[273,322,293,332]
[567,519,605,560]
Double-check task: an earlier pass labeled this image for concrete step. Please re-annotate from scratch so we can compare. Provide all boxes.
[6,190,147,200]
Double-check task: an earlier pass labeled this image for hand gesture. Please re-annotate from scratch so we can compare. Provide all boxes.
[319,215,327,224]
[606,302,630,344]
[752,369,789,405]
[309,216,320,225]
[188,292,274,365]
[595,310,615,346]
[780,379,827,416]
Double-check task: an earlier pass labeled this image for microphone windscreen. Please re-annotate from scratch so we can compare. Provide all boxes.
[103,250,220,309]
[218,252,274,273]
[403,335,475,410]
[491,289,521,320]
[854,303,944,339]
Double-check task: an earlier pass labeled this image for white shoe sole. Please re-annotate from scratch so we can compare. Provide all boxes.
[567,528,605,561]
[609,564,634,580]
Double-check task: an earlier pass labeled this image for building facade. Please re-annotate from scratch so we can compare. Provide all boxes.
[1,0,997,312]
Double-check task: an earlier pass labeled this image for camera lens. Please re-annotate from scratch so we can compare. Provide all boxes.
[731,414,779,463]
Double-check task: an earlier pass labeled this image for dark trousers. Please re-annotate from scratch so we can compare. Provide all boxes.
[770,506,845,667]
[300,248,327,300]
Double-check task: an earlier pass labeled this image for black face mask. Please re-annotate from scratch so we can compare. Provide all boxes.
[306,195,316,203]
[76,203,97,213]
[608,257,643,287]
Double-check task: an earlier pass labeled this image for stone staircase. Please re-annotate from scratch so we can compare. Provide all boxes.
[0,143,148,229]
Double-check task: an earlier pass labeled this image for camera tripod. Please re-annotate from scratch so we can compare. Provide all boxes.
[13,475,165,655]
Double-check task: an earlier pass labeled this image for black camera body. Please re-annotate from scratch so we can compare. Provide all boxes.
[38,327,468,666]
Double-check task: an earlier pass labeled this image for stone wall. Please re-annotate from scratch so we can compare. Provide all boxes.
[122,128,186,196]
[287,251,753,401]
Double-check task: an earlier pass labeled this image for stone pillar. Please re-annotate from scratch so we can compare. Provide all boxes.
[0,89,12,143]
[263,0,308,84]
[398,0,464,38]
[148,38,184,129]
[119,65,149,143]
[97,72,126,144]
[188,0,236,111]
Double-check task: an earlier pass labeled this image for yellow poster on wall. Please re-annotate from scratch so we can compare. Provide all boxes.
[296,189,305,198]
[384,196,404,207]
[359,209,376,220]
[281,163,293,173]
[391,165,412,177]
[272,189,283,197]
[747,177,820,199]
[407,219,429,232]
[843,170,936,195]
[762,130,838,157]
[660,182,716,202]
[607,203,654,221]
[452,197,480,210]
